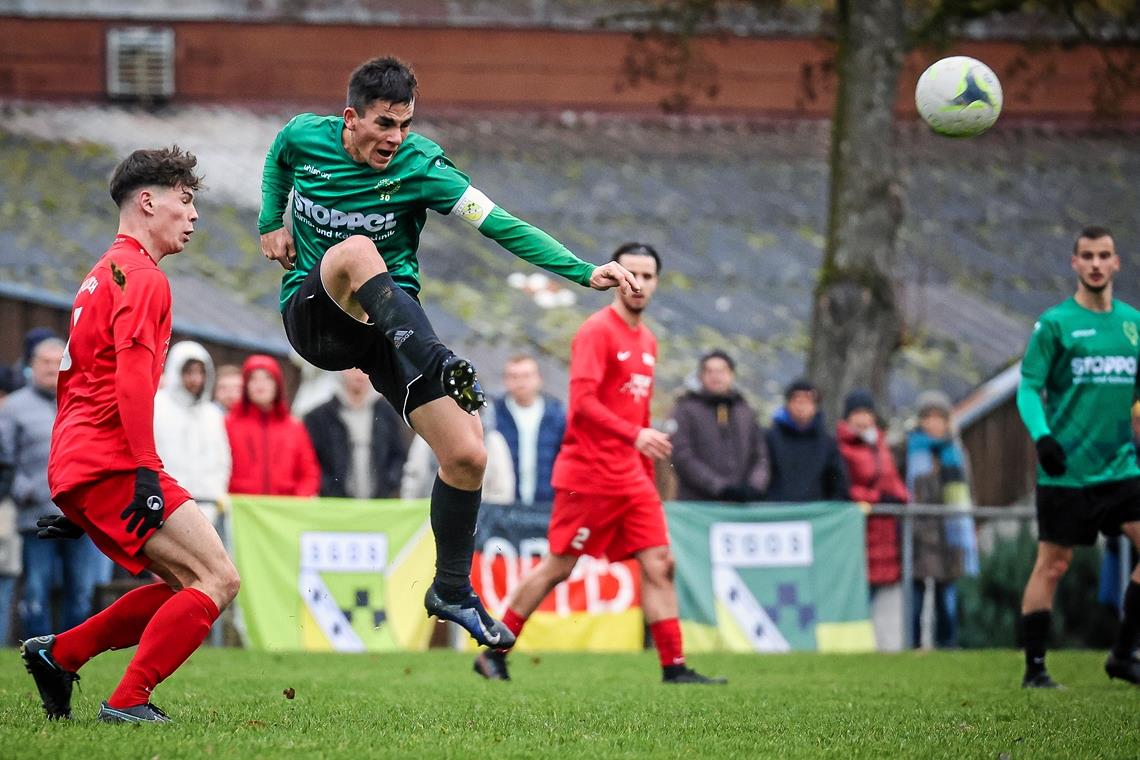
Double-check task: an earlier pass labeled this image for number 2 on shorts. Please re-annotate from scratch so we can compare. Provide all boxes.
[570,526,591,551]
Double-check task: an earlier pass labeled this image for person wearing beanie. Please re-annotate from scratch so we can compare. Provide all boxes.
[836,388,909,652]
[905,390,977,649]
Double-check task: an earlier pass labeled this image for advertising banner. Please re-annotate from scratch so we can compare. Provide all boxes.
[231,497,436,652]
[668,502,875,653]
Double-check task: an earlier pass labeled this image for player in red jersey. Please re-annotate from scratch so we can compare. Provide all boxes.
[19,147,240,723]
[473,243,725,684]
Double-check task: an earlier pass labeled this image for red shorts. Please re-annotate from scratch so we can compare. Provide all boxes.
[547,486,669,561]
[53,470,192,575]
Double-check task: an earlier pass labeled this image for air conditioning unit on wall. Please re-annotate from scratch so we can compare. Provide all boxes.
[106,27,175,101]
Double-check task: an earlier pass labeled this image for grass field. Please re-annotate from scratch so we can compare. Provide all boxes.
[0,648,1137,759]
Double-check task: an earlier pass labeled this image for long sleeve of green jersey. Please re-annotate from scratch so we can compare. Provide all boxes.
[1017,318,1056,441]
[477,206,595,287]
[258,119,296,235]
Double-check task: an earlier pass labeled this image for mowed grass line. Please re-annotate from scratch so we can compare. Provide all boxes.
[0,649,1137,759]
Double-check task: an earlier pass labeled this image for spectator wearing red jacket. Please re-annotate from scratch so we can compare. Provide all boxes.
[225,355,319,497]
[836,389,909,652]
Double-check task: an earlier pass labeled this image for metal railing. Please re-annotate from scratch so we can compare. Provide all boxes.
[869,503,1134,649]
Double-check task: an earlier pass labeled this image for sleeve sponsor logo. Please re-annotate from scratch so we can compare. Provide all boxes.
[78,276,98,296]
[450,186,494,229]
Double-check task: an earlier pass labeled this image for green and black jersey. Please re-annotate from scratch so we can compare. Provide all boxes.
[259,113,596,310]
[1017,297,1140,487]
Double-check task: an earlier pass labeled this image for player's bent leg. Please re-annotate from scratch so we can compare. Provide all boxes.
[1106,521,1140,684]
[324,237,484,412]
[100,501,239,717]
[1019,541,1071,689]
[143,500,240,611]
[635,545,726,685]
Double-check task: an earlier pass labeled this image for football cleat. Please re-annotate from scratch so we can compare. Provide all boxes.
[20,635,79,720]
[663,665,728,685]
[1105,651,1140,685]
[473,649,511,681]
[1021,670,1064,689]
[424,584,515,649]
[440,356,486,414]
[98,701,172,723]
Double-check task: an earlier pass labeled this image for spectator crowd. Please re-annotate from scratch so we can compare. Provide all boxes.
[0,327,983,652]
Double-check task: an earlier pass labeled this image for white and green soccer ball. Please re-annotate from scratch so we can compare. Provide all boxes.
[915,56,1003,137]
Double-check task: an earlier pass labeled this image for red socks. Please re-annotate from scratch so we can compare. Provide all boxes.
[650,618,685,668]
[53,583,176,673]
[107,587,220,708]
[502,608,527,639]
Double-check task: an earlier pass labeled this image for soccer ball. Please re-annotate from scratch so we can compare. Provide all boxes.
[915,56,1003,137]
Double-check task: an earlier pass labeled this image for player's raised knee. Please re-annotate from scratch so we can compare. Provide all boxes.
[439,438,487,483]
[207,561,241,609]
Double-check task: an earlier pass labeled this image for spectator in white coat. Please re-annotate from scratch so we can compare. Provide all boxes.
[153,341,231,527]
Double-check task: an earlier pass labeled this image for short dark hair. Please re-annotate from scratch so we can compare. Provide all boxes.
[109,146,201,207]
[1074,225,1113,253]
[611,242,662,273]
[347,57,418,115]
[784,378,817,401]
[699,349,735,373]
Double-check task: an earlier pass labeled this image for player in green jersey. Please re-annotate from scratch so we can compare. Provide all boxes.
[1016,225,1140,688]
[258,57,639,648]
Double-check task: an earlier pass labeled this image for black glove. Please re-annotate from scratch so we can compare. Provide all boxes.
[1035,435,1067,477]
[36,514,84,540]
[120,467,166,538]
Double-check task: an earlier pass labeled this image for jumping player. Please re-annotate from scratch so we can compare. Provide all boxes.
[20,147,241,722]
[258,57,637,647]
[473,243,725,684]
[1017,225,1140,688]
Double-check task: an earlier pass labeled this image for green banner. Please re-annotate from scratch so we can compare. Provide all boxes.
[667,502,874,653]
[230,497,436,652]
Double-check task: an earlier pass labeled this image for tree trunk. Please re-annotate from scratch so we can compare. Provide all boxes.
[807,0,906,425]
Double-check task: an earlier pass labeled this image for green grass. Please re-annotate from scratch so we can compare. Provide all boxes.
[1,648,1137,759]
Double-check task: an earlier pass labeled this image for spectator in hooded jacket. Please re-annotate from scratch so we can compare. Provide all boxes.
[669,350,769,502]
[492,353,565,506]
[304,368,408,499]
[225,355,320,497]
[837,388,909,652]
[153,341,232,525]
[765,379,848,503]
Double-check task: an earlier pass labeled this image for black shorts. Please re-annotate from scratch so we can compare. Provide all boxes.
[1036,476,1140,547]
[282,266,444,424]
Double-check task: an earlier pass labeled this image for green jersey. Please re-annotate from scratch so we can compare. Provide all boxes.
[259,113,596,310]
[1016,297,1140,487]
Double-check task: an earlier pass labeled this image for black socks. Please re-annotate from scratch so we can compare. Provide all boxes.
[1020,609,1052,675]
[355,273,451,378]
[1113,581,1140,659]
[430,475,481,603]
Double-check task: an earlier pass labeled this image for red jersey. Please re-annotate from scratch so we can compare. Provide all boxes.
[551,306,657,494]
[49,235,171,495]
